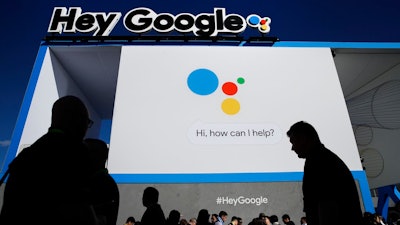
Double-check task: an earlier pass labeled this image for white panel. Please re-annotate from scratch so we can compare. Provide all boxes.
[18,49,59,151]
[108,46,362,174]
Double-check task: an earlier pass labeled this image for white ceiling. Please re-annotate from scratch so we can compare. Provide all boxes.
[333,48,400,98]
[49,46,121,118]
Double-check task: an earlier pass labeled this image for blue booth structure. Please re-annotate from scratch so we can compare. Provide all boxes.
[2,3,400,223]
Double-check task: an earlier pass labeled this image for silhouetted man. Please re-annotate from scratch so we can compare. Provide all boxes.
[85,138,120,225]
[140,186,166,225]
[287,121,363,225]
[0,95,96,225]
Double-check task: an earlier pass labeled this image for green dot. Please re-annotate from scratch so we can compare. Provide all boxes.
[237,77,245,84]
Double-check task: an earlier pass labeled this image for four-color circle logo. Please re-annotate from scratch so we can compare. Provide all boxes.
[187,68,245,115]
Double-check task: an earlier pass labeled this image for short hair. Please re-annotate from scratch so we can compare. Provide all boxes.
[168,209,181,223]
[85,138,109,161]
[51,95,89,139]
[143,186,159,203]
[219,211,228,217]
[269,215,278,223]
[286,121,321,143]
[52,95,88,126]
[126,216,135,223]
[282,214,290,220]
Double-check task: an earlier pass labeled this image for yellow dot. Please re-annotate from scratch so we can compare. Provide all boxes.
[261,24,267,31]
[221,98,240,115]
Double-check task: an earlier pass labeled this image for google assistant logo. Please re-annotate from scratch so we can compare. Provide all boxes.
[187,68,245,115]
[246,15,271,33]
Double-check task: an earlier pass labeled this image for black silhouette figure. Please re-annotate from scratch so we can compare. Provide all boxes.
[85,138,120,225]
[0,95,96,225]
[140,186,166,225]
[287,121,363,225]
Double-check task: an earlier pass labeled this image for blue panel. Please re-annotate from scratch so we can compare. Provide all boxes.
[99,119,112,143]
[0,44,48,177]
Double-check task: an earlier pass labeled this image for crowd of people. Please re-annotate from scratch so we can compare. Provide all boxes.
[362,211,400,225]
[0,95,399,225]
[123,206,400,225]
[123,207,304,225]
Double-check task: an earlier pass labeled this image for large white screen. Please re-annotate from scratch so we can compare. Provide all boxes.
[108,46,362,174]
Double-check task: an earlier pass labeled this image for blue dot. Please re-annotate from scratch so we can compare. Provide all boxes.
[187,68,219,95]
[248,16,260,25]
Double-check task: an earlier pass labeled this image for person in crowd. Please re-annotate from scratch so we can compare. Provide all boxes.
[140,186,166,225]
[269,215,280,225]
[197,209,212,225]
[228,216,239,225]
[389,202,400,225]
[215,211,228,225]
[85,138,119,225]
[211,214,219,224]
[124,216,136,225]
[300,217,307,225]
[180,219,189,225]
[248,217,266,225]
[362,212,375,225]
[0,95,96,225]
[374,213,386,225]
[259,213,271,225]
[166,209,181,225]
[286,121,363,225]
[282,214,295,225]
[237,217,243,225]
[189,217,197,225]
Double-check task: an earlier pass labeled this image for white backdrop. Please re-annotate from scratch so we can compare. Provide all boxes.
[108,46,362,174]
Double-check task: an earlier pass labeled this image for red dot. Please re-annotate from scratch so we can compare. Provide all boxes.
[260,20,266,25]
[222,82,238,95]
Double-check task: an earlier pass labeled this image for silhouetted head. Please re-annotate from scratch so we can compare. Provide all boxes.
[286,121,321,158]
[269,215,278,223]
[251,218,266,225]
[197,209,210,223]
[85,138,109,170]
[126,216,136,224]
[142,186,159,207]
[51,95,91,140]
[167,209,181,224]
[300,216,307,225]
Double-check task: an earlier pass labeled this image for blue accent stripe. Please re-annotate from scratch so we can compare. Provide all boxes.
[0,44,48,176]
[111,172,304,183]
[353,171,375,213]
[111,171,369,184]
[273,41,400,48]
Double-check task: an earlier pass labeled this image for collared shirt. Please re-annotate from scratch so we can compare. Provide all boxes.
[215,216,224,225]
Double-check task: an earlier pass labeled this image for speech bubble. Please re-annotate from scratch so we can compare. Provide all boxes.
[187,121,282,145]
